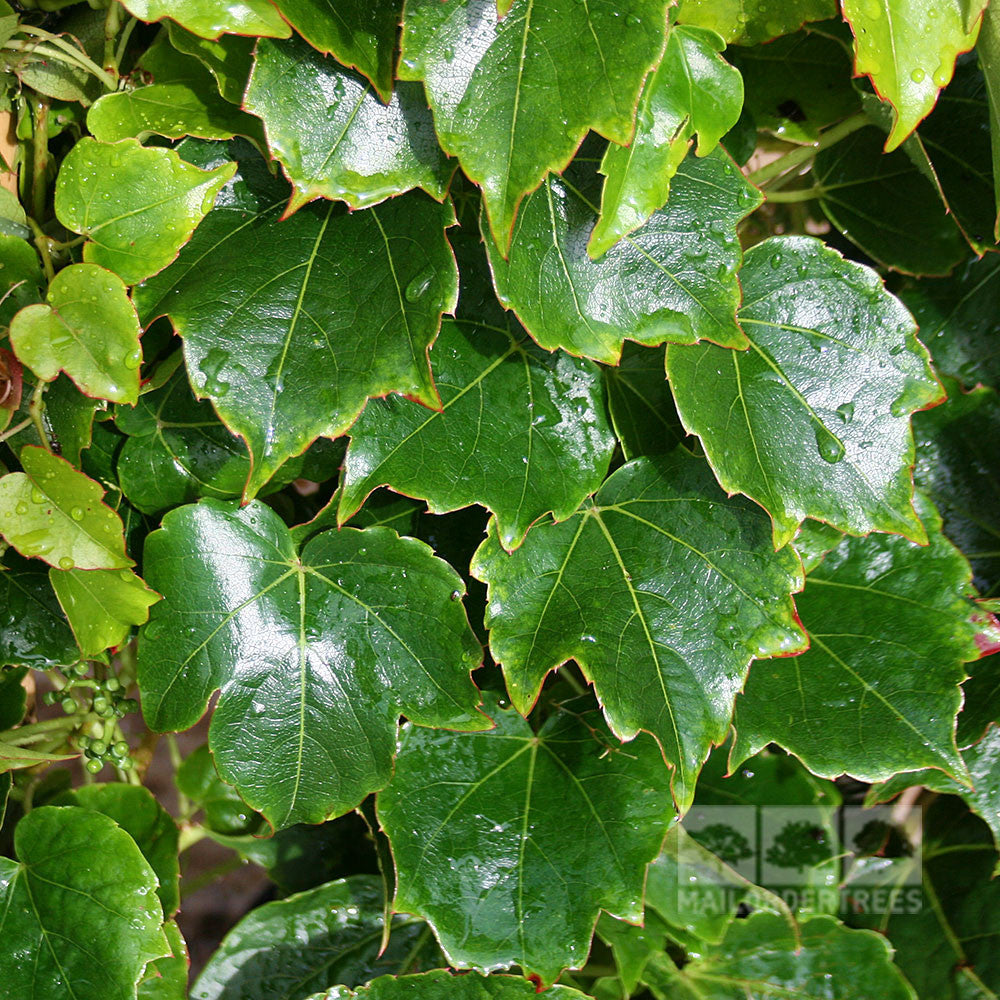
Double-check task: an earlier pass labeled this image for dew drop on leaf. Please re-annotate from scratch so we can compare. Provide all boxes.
[814,425,845,464]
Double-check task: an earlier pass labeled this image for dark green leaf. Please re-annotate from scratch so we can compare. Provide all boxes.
[666,235,942,547]
[41,375,101,467]
[139,921,188,1000]
[138,499,486,827]
[245,36,453,213]
[398,0,670,248]
[0,549,77,668]
[176,744,258,835]
[317,972,592,1000]
[134,141,457,497]
[0,234,43,328]
[165,24,254,104]
[378,696,675,983]
[119,0,291,39]
[0,806,168,1000]
[487,148,761,364]
[980,0,1000,241]
[0,666,26,730]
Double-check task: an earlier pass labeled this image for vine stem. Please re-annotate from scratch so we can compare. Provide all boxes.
[102,1,122,77]
[10,26,118,89]
[26,216,55,282]
[0,416,33,443]
[761,186,824,203]
[27,379,51,450]
[747,111,869,188]
[29,97,49,224]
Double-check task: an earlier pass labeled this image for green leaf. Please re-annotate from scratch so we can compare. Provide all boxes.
[646,912,915,998]
[602,343,685,460]
[139,921,189,1000]
[49,565,159,658]
[398,0,670,248]
[9,263,142,404]
[588,26,743,257]
[0,667,26,730]
[666,235,942,548]
[115,368,250,514]
[119,0,291,39]
[87,34,264,143]
[40,375,101,466]
[487,147,761,364]
[0,549,78,668]
[245,36,454,213]
[165,24,254,104]
[270,0,402,102]
[135,140,457,497]
[732,494,980,784]
[176,744,259,835]
[0,445,132,570]
[675,0,837,45]
[814,125,969,276]
[472,453,806,810]
[378,696,675,984]
[0,742,78,771]
[192,876,441,1000]
[338,312,615,552]
[317,972,592,1000]
[980,0,1000,241]
[0,806,169,1000]
[138,499,485,827]
[54,137,236,285]
[58,784,181,917]
[842,0,981,150]
[0,234,44,328]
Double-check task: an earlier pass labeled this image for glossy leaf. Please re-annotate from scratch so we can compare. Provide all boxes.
[176,744,259,836]
[378,696,675,983]
[675,0,837,45]
[115,368,250,514]
[49,565,159,658]
[54,137,236,285]
[270,0,401,101]
[320,972,592,1000]
[0,234,44,327]
[9,263,142,404]
[487,148,760,364]
[0,806,168,1000]
[134,141,457,497]
[842,0,980,150]
[398,0,670,248]
[245,36,453,213]
[165,24,254,104]
[589,26,743,257]
[192,876,441,1000]
[472,453,806,810]
[666,235,942,547]
[139,921,189,1000]
[0,445,131,570]
[981,0,1000,241]
[119,0,290,39]
[732,495,982,783]
[339,313,615,552]
[138,499,486,827]
[0,549,78,668]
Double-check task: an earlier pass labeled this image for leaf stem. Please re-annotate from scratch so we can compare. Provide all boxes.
[102,1,122,79]
[747,111,868,188]
[0,416,33,443]
[178,822,209,853]
[113,16,137,74]
[762,186,824,203]
[25,216,55,283]
[29,97,49,224]
[27,379,51,450]
[11,26,118,89]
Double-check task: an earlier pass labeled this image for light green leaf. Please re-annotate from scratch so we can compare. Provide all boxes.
[399,0,670,248]
[378,696,675,984]
[0,806,169,1000]
[119,0,291,39]
[9,263,141,404]
[245,36,454,213]
[192,876,441,1000]
[666,235,942,547]
[49,565,159,658]
[165,23,254,104]
[138,499,486,828]
[134,140,457,498]
[270,0,402,102]
[589,26,743,257]
[675,0,837,44]
[0,445,131,570]
[0,742,78,771]
[732,494,980,784]
[318,972,592,1000]
[472,454,806,811]
[843,0,981,150]
[55,137,236,285]
[487,147,760,364]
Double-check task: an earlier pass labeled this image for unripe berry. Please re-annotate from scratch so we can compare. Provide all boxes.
[85,758,102,774]
[60,697,77,714]
[104,677,121,693]
[73,662,89,677]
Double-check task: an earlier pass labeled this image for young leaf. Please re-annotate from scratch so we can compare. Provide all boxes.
[165,24,254,104]
[0,806,169,1000]
[134,141,457,498]
[731,495,982,784]
[119,0,291,39]
[487,148,761,364]
[0,550,78,668]
[675,0,837,45]
[269,0,402,102]
[842,0,981,150]
[472,454,806,811]
[138,500,486,828]
[49,565,159,658]
[378,697,675,984]
[0,446,132,570]
[398,0,670,249]
[192,876,441,1000]
[55,138,236,285]
[320,972,592,1000]
[588,26,743,258]
[338,316,616,552]
[666,235,942,548]
[9,263,142,404]
[245,36,454,213]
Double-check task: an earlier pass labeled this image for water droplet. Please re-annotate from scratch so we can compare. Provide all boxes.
[910,67,926,83]
[626,13,640,25]
[30,488,45,504]
[15,502,27,515]
[835,401,855,424]
[770,252,782,269]
[58,556,75,570]
[814,425,845,464]
[119,569,132,581]
[405,266,435,303]
[123,347,142,371]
